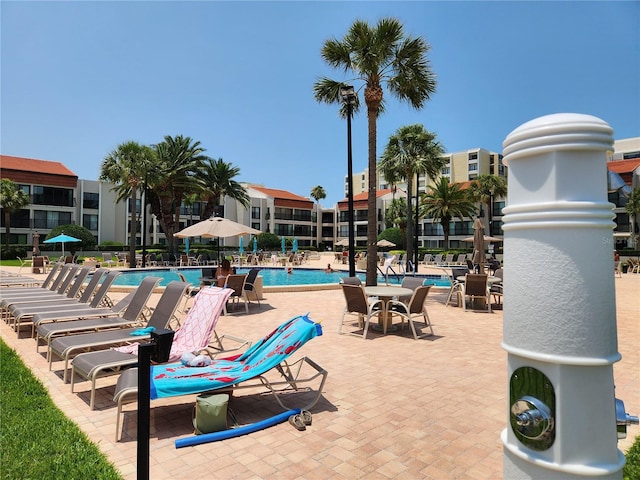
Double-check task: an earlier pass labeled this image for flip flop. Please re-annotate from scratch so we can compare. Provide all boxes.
[300,410,312,426]
[288,414,306,431]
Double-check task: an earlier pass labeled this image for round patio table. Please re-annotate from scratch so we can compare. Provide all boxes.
[364,286,413,333]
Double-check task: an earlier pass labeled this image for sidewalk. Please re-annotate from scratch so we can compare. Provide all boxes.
[1,261,638,479]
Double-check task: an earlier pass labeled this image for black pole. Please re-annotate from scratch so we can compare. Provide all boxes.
[137,343,153,480]
[141,184,147,268]
[414,172,419,273]
[346,102,356,277]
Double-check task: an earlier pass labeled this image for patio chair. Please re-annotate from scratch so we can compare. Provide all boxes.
[398,277,425,303]
[224,274,249,313]
[340,276,362,286]
[432,254,443,265]
[445,267,470,307]
[48,280,188,382]
[70,286,234,409]
[17,256,33,274]
[101,253,115,268]
[490,268,504,305]
[387,285,434,340]
[35,275,158,356]
[113,314,327,441]
[338,283,383,339]
[461,274,492,313]
[243,268,261,306]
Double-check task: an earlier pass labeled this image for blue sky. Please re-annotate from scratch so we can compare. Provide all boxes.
[2,1,638,206]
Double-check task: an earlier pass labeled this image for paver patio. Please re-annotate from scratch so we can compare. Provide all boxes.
[1,257,638,479]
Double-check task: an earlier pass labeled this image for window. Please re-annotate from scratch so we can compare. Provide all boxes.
[83,192,99,209]
[468,152,478,161]
[83,214,99,230]
[32,186,74,206]
[251,222,260,231]
[251,207,260,219]
[33,210,72,229]
[0,208,30,228]
[441,167,450,175]
[469,164,478,171]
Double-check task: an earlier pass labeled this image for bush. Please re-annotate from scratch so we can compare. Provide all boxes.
[625,434,640,480]
[0,245,28,260]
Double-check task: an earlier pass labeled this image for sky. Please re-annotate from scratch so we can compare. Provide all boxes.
[2,1,639,207]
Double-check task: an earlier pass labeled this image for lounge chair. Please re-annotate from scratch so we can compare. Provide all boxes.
[243,268,261,306]
[48,280,188,382]
[30,269,121,339]
[0,263,75,309]
[224,274,248,313]
[9,267,99,336]
[461,273,492,312]
[70,286,234,409]
[36,276,160,358]
[387,285,435,340]
[338,283,383,339]
[113,314,327,441]
[8,266,93,332]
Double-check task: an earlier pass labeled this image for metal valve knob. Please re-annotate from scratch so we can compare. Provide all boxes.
[615,398,639,440]
[511,395,554,441]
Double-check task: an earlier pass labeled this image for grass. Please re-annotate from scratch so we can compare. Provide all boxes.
[0,339,122,480]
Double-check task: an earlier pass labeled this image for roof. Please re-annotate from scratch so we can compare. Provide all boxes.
[607,158,640,175]
[250,185,311,203]
[338,188,395,204]
[0,155,78,177]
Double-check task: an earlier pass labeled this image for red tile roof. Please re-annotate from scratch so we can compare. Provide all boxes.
[338,188,395,204]
[607,158,640,174]
[0,155,77,177]
[250,185,311,203]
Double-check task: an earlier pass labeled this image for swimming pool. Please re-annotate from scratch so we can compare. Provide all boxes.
[110,267,452,288]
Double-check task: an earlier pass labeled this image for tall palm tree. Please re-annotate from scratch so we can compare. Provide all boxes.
[148,135,207,254]
[1,178,30,250]
[199,157,250,220]
[310,185,326,248]
[420,178,476,248]
[379,124,445,268]
[385,196,407,237]
[100,141,155,268]
[467,174,508,235]
[625,186,640,249]
[314,17,437,285]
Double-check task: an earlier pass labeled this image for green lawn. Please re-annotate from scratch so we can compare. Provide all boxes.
[0,339,122,479]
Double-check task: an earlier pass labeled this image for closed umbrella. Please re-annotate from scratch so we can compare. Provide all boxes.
[32,231,40,256]
[253,237,258,254]
[239,236,244,255]
[184,237,190,255]
[471,218,486,273]
[292,237,298,253]
[43,233,81,257]
[281,237,286,254]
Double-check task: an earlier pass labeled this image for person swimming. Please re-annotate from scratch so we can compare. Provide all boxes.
[325,263,334,273]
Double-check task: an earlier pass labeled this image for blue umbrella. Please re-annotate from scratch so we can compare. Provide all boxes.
[281,237,286,254]
[292,237,298,253]
[239,236,244,255]
[184,237,190,254]
[253,237,258,254]
[43,233,81,257]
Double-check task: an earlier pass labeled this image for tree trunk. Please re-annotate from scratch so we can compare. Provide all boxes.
[129,190,137,268]
[405,175,414,271]
[366,104,378,286]
[4,211,11,249]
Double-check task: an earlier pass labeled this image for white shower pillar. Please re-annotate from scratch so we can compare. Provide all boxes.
[501,113,626,479]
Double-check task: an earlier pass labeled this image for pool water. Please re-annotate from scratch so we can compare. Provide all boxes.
[111,267,452,288]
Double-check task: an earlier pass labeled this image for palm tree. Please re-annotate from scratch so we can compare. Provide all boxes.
[385,197,407,232]
[314,17,437,285]
[379,124,445,268]
[625,186,640,249]
[147,135,207,254]
[310,185,326,248]
[199,157,250,220]
[1,178,30,250]
[100,141,155,268]
[466,174,508,235]
[420,177,476,248]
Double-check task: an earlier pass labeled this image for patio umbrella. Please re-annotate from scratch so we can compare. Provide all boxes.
[281,237,286,254]
[334,238,349,247]
[175,217,261,261]
[184,237,190,255]
[239,236,244,255]
[253,237,258,254]
[471,218,486,273]
[292,237,298,253]
[43,233,81,257]
[376,239,396,247]
[461,235,503,243]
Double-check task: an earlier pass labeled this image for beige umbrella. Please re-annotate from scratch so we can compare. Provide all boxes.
[471,218,486,273]
[334,238,349,247]
[175,217,261,239]
[461,235,503,243]
[376,239,396,247]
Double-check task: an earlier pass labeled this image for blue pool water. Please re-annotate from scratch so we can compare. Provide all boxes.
[110,267,452,288]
